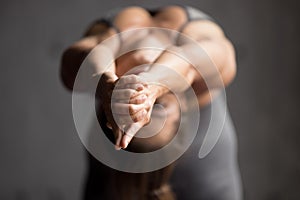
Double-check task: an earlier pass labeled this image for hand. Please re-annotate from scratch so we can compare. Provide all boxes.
[111,74,158,149]
[97,71,124,149]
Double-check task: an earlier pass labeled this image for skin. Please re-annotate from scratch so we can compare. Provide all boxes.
[60,6,236,151]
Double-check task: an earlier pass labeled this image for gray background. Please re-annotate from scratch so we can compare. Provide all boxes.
[0,0,299,199]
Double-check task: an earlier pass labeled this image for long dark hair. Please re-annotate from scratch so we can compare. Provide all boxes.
[114,164,175,200]
[97,93,180,200]
[90,16,180,198]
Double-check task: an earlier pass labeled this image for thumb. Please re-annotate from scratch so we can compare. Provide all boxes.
[120,123,143,149]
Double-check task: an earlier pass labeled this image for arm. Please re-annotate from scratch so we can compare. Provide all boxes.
[60,23,129,149]
[138,20,236,103]
[60,25,119,91]
[117,21,237,148]
[61,22,155,150]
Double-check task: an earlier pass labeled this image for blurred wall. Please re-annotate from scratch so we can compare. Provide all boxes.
[0,0,299,199]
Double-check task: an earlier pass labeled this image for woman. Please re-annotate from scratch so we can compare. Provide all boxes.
[61,5,242,200]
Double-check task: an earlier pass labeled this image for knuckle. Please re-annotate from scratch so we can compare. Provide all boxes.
[145,114,150,123]
[131,114,139,122]
[129,74,138,82]
[135,98,143,104]
[128,105,135,114]
[130,96,142,104]
[125,89,134,98]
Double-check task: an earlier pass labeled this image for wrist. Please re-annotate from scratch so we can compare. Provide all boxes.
[148,84,169,99]
[97,71,118,85]
[138,72,169,98]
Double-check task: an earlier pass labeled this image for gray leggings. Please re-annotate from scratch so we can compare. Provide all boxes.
[170,96,243,200]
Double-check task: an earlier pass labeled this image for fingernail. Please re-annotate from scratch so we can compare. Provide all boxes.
[122,140,129,149]
[115,145,121,150]
[136,85,144,91]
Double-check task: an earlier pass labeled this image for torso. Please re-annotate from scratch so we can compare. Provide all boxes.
[89,6,216,130]
[85,7,242,199]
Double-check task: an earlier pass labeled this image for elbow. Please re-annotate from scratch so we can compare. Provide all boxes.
[60,49,74,91]
[222,60,236,87]
[60,46,85,91]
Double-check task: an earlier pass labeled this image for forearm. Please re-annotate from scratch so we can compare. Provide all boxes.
[60,30,120,90]
[137,37,236,100]
[60,45,90,90]
[175,20,237,97]
[180,38,236,89]
[61,46,116,92]
[138,46,197,98]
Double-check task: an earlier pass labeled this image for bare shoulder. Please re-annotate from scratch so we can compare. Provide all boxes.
[181,20,225,40]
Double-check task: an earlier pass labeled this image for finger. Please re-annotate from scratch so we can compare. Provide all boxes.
[111,102,147,115]
[113,109,147,125]
[111,89,138,100]
[125,83,145,91]
[115,93,147,104]
[131,109,147,122]
[117,74,142,85]
[128,83,145,91]
[115,83,145,91]
[121,123,143,149]
[129,93,147,104]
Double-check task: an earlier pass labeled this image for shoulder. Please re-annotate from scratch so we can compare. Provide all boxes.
[178,6,225,40]
[181,20,225,40]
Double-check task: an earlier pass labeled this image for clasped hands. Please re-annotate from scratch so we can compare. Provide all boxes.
[98,72,160,150]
